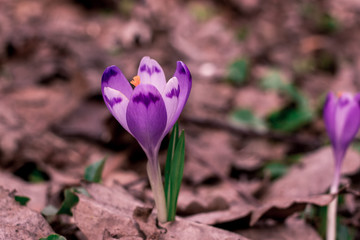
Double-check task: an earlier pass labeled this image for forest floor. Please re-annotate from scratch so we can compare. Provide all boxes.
[1,0,360,239]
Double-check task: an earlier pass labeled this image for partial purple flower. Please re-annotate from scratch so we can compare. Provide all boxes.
[101,56,192,222]
[323,92,360,177]
[323,91,360,240]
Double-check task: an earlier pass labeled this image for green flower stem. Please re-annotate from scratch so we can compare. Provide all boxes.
[146,156,167,223]
[326,164,340,240]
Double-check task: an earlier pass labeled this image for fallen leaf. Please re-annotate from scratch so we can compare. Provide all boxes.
[73,183,249,240]
[0,171,47,211]
[250,194,334,225]
[262,147,360,200]
[185,130,239,182]
[238,216,322,240]
[0,187,53,239]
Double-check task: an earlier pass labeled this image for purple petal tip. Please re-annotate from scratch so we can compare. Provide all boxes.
[177,61,187,75]
[102,66,119,83]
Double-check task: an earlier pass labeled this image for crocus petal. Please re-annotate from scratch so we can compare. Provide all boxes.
[323,92,337,146]
[164,61,192,131]
[137,56,166,93]
[355,93,360,103]
[103,86,130,132]
[335,93,360,151]
[162,77,180,134]
[126,84,167,155]
[101,65,133,99]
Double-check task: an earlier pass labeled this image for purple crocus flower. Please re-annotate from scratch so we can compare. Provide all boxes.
[323,92,360,191]
[101,56,192,222]
[323,92,360,240]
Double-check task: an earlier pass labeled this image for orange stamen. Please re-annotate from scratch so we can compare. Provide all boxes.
[130,75,141,87]
[337,91,343,98]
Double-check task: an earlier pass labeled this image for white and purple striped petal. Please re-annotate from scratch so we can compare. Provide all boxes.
[126,84,167,156]
[166,61,192,131]
[102,66,133,132]
[102,65,133,99]
[162,77,180,135]
[137,56,166,93]
[103,86,130,132]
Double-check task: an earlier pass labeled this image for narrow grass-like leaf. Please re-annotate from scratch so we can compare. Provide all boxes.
[14,195,30,206]
[57,188,79,216]
[39,234,67,240]
[164,122,179,210]
[167,131,185,221]
[84,157,106,183]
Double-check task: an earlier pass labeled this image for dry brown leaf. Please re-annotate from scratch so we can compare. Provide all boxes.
[185,204,253,226]
[238,217,322,240]
[246,147,360,225]
[263,147,360,200]
[250,194,334,225]
[0,186,53,239]
[185,130,239,183]
[0,171,47,211]
[233,86,283,118]
[178,181,256,223]
[53,101,110,142]
[186,147,359,226]
[73,183,248,240]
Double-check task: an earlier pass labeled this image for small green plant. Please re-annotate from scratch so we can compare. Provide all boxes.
[14,195,30,206]
[39,233,67,240]
[84,158,106,183]
[261,70,313,132]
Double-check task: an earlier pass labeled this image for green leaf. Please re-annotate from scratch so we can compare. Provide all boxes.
[227,58,249,85]
[319,13,339,34]
[14,195,30,206]
[39,234,67,240]
[57,188,79,216]
[230,109,267,132]
[29,168,47,183]
[263,162,288,180]
[164,122,179,203]
[266,104,312,132]
[318,205,328,238]
[261,70,313,132]
[167,131,185,221]
[351,142,360,153]
[337,219,355,240]
[84,157,106,183]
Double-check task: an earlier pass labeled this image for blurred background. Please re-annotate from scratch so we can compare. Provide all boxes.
[1,0,360,239]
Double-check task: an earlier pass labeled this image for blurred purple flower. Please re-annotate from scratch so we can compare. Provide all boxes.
[323,92,360,240]
[323,92,360,184]
[101,56,192,222]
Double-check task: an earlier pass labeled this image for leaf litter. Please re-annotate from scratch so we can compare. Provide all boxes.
[1,0,360,239]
